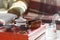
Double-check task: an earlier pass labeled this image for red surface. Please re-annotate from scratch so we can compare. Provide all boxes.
[0,32,28,40]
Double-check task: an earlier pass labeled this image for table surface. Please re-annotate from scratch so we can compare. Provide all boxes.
[57,30,60,40]
[36,30,60,40]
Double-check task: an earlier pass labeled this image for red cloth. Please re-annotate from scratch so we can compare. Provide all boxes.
[0,32,28,40]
